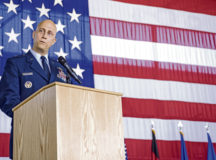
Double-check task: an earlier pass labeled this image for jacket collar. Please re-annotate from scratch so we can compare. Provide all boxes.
[26,51,50,82]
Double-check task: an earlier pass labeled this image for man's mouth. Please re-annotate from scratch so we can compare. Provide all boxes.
[39,41,45,44]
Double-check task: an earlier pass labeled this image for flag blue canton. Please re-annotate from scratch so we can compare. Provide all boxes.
[0,0,94,87]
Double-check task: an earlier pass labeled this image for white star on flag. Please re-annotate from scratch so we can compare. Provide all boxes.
[54,0,63,7]
[54,48,68,58]
[68,36,82,51]
[0,46,4,56]
[22,0,32,3]
[5,28,20,43]
[22,16,36,30]
[4,0,19,14]
[73,64,85,79]
[67,9,81,23]
[0,16,3,20]
[56,20,66,33]
[36,3,50,18]
[22,44,31,53]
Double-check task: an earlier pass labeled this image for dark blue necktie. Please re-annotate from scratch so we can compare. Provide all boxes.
[41,56,50,80]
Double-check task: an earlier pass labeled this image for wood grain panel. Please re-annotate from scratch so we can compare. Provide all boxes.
[13,82,125,160]
[13,86,57,160]
[56,85,125,160]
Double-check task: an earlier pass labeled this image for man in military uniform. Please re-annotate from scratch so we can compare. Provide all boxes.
[0,19,68,159]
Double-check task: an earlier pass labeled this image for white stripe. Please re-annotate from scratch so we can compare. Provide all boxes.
[89,0,216,33]
[94,74,216,104]
[91,35,216,67]
[123,117,216,142]
[0,110,11,133]
[0,158,11,160]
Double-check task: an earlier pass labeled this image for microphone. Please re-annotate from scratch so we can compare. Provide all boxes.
[58,56,81,84]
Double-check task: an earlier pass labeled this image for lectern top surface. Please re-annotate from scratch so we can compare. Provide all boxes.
[12,82,122,112]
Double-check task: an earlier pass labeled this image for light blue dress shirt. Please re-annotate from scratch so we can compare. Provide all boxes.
[30,49,50,71]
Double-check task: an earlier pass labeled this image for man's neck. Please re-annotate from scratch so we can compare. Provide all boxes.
[32,48,48,56]
[30,49,49,60]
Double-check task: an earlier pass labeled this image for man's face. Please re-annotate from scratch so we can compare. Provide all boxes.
[32,20,56,55]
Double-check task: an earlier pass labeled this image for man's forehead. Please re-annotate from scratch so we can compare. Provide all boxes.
[37,20,57,31]
[38,25,56,31]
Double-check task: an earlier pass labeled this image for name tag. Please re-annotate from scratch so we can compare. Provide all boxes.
[22,72,33,76]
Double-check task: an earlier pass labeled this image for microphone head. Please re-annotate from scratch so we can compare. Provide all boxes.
[58,56,66,65]
[57,56,82,84]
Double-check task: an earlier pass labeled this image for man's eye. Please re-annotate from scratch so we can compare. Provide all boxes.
[48,32,53,36]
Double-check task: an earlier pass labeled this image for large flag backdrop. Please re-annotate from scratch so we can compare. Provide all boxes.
[1,0,216,159]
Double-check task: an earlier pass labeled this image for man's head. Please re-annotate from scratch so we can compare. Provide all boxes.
[32,19,57,55]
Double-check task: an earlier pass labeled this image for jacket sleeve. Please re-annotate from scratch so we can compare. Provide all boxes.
[0,58,21,118]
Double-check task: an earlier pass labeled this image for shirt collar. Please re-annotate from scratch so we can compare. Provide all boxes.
[30,49,49,61]
[30,49,49,62]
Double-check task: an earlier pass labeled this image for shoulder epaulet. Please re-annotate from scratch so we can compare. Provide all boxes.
[12,54,25,58]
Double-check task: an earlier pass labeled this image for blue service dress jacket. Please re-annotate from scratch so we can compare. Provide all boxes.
[0,51,68,159]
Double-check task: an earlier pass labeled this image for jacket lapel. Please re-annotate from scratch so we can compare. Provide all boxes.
[49,59,56,83]
[26,51,49,82]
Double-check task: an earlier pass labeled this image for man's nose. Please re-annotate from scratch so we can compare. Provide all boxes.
[42,32,48,39]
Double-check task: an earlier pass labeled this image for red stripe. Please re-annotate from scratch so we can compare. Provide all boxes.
[122,98,216,122]
[90,17,216,50]
[125,139,213,160]
[0,133,10,157]
[93,55,216,85]
[152,153,158,160]
[112,0,216,16]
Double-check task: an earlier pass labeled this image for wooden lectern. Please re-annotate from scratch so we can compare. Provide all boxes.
[12,82,125,160]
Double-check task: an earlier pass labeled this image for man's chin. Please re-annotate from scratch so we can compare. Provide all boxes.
[38,45,49,51]
[38,43,47,48]
[34,47,49,55]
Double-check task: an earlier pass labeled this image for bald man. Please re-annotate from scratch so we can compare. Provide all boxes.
[0,19,68,159]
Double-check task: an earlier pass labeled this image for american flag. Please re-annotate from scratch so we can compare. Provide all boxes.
[1,0,216,159]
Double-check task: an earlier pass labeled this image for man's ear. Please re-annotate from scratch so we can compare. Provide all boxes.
[52,38,56,45]
[32,31,35,39]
